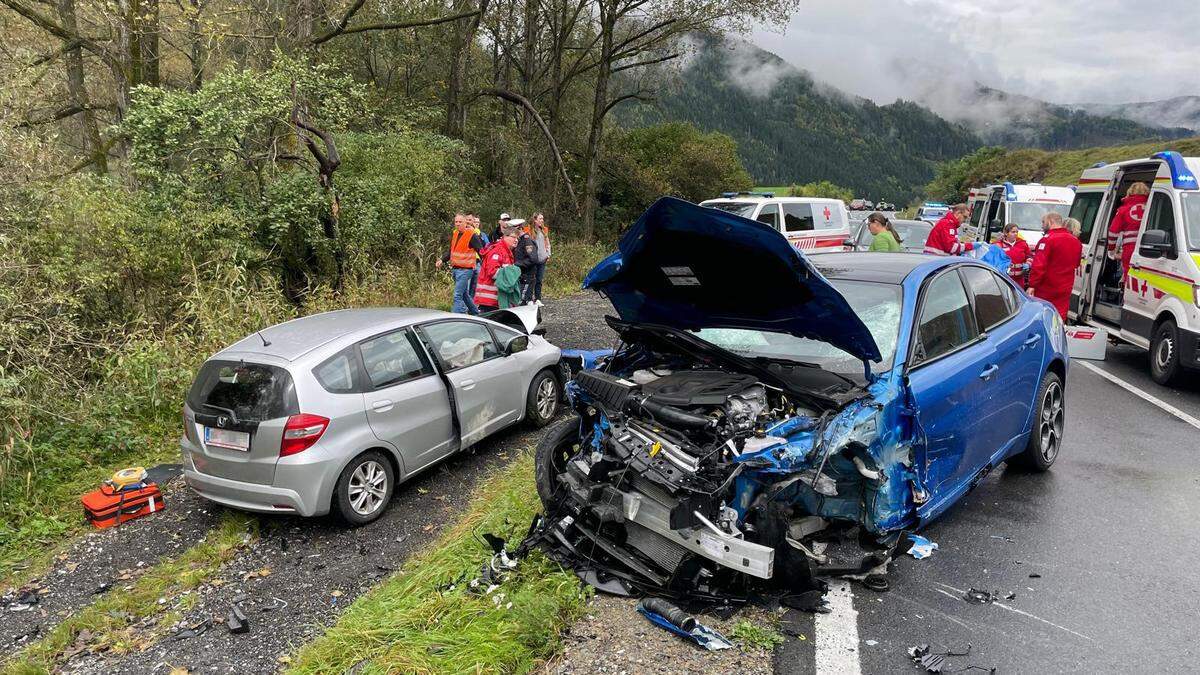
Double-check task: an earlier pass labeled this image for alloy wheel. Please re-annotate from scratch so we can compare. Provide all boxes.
[536,377,558,419]
[1038,381,1064,463]
[348,460,388,516]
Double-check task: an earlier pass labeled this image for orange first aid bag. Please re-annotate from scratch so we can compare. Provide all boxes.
[81,483,164,529]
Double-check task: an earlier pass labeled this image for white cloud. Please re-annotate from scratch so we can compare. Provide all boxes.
[749,0,1198,107]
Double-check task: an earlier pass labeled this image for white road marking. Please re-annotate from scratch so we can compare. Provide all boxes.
[1077,361,1200,431]
[933,583,1093,642]
[814,581,862,674]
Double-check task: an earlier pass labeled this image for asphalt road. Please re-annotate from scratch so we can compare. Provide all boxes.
[776,347,1200,673]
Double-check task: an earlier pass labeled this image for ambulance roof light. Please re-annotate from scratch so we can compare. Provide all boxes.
[720,191,774,199]
[1091,161,1107,168]
[1004,181,1018,201]
[1150,151,1198,190]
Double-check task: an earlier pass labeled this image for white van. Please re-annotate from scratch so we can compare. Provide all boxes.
[964,183,1075,247]
[699,192,853,252]
[1068,151,1200,385]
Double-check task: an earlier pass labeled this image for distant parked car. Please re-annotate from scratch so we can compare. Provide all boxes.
[849,198,874,211]
[181,306,561,524]
[847,218,933,252]
[875,201,895,211]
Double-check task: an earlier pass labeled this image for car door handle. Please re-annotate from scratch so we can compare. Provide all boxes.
[371,399,394,412]
[460,379,476,390]
[979,364,999,380]
[1023,334,1042,348]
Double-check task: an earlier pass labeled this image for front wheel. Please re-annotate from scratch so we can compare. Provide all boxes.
[525,369,560,428]
[1011,372,1064,472]
[534,419,581,508]
[1150,320,1186,386]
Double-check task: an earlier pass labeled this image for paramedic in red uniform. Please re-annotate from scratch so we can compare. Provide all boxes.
[1107,181,1149,278]
[998,223,1032,287]
[1028,212,1082,320]
[924,203,975,255]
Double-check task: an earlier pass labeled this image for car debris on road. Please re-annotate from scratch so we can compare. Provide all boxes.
[636,598,734,651]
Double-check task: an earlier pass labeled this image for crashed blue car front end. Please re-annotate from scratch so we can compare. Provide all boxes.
[534,197,1068,599]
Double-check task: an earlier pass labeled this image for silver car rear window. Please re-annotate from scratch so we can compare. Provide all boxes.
[187,360,298,421]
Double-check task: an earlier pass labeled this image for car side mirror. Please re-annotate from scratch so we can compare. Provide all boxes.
[1138,229,1171,259]
[988,219,1003,233]
[504,334,529,355]
[843,238,856,248]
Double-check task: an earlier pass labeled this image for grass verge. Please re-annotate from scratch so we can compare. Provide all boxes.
[1,512,256,675]
[288,451,590,674]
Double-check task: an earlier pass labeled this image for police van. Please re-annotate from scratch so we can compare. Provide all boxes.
[700,192,853,252]
[1068,151,1200,385]
[964,182,1075,247]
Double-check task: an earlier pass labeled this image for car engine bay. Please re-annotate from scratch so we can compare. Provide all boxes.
[530,328,915,604]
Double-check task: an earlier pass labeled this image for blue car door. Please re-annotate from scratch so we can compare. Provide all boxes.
[960,267,1042,460]
[905,268,996,520]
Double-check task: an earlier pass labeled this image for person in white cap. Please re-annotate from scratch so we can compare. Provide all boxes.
[493,212,511,243]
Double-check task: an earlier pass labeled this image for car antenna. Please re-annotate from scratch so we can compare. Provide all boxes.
[257,329,271,347]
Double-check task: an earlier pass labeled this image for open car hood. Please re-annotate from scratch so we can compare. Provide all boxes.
[583,197,881,363]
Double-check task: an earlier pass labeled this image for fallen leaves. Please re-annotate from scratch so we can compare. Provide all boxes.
[243,567,272,581]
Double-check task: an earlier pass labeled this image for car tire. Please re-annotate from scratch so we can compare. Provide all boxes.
[1011,371,1064,472]
[525,369,560,428]
[534,418,580,508]
[333,451,395,526]
[1149,320,1185,386]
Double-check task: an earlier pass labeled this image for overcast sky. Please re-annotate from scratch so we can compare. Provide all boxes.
[750,0,1197,106]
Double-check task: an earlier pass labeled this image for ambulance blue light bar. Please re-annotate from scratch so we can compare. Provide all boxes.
[1004,181,1018,201]
[1151,151,1199,190]
[720,191,774,198]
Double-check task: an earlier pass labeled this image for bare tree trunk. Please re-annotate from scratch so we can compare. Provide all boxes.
[56,0,107,174]
[581,3,616,239]
[444,0,489,138]
[138,0,160,86]
[186,0,206,91]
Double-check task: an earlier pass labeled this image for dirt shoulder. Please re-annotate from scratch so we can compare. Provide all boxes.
[4,291,616,674]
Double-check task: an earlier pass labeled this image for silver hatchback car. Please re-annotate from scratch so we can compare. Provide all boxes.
[181,307,561,524]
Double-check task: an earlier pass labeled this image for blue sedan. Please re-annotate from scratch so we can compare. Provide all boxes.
[533,197,1069,597]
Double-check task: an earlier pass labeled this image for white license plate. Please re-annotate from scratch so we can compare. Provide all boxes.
[204,427,250,451]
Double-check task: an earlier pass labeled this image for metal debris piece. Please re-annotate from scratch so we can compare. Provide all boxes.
[963,588,996,604]
[226,607,250,634]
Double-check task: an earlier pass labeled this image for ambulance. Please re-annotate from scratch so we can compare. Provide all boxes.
[964,182,1075,247]
[699,192,853,252]
[1068,151,1200,385]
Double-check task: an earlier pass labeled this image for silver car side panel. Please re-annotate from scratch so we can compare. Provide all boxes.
[363,374,455,474]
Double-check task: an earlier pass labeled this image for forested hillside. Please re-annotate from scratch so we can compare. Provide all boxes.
[925,137,1200,203]
[621,36,981,202]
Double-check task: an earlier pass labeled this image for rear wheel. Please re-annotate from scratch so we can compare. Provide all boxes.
[534,419,581,507]
[1011,372,1064,472]
[334,451,395,525]
[525,370,560,428]
[1150,320,1185,386]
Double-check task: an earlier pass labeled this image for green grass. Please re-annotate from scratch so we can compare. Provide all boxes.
[2,512,256,674]
[729,619,785,651]
[287,451,591,675]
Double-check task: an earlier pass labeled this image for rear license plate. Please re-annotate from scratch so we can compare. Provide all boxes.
[204,427,250,451]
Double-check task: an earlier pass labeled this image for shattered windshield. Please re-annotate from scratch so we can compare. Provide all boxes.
[1007,202,1070,231]
[692,280,901,373]
[1182,192,1200,251]
[703,201,758,218]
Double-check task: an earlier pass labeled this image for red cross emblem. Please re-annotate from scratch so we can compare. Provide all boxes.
[823,206,831,220]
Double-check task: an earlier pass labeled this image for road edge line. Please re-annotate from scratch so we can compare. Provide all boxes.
[814,580,862,674]
[1076,361,1200,431]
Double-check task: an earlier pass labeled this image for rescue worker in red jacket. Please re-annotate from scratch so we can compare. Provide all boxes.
[473,227,518,312]
[998,223,1032,287]
[1107,182,1149,277]
[1028,212,1082,320]
[923,203,975,255]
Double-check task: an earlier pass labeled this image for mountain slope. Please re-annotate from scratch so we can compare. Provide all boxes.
[621,38,981,202]
[1071,96,1200,134]
[620,37,1190,202]
[918,85,1194,149]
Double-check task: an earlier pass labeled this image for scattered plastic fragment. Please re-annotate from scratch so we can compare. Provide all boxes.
[908,643,977,673]
[988,535,1013,543]
[173,617,212,641]
[907,534,939,559]
[7,591,39,612]
[1004,592,1016,600]
[1029,573,1042,579]
[637,598,733,651]
[964,588,996,604]
[865,639,878,646]
[226,607,250,634]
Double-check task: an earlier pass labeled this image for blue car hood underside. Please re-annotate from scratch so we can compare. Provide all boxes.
[583,197,882,363]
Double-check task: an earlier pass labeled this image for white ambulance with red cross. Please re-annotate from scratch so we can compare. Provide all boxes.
[1068,151,1200,385]
[700,192,852,253]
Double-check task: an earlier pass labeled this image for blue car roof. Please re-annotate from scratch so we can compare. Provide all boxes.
[583,197,883,363]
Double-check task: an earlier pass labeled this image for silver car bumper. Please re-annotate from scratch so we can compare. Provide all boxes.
[182,446,341,517]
